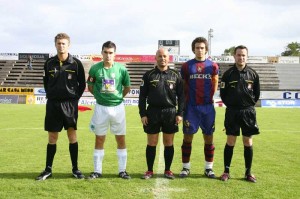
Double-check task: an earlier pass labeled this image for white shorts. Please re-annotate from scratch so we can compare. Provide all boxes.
[89,103,126,136]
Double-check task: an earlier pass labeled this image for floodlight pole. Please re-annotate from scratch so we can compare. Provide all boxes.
[208,28,213,57]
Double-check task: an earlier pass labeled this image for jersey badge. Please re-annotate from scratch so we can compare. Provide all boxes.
[183,120,190,127]
[248,83,253,89]
[197,67,202,73]
[140,80,144,86]
[68,74,72,79]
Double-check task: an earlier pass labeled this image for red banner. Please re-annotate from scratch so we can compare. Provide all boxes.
[91,54,174,63]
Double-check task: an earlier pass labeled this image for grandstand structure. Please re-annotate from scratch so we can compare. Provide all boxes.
[0,59,299,91]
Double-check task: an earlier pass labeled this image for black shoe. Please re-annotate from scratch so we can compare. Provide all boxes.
[72,169,85,179]
[204,169,216,178]
[119,171,131,179]
[179,168,190,178]
[36,170,52,181]
[88,172,102,179]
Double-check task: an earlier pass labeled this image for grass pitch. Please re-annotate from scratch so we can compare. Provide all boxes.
[0,105,299,199]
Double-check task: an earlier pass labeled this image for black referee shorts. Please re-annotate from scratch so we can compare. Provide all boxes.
[45,99,78,132]
[224,106,259,137]
[143,106,178,134]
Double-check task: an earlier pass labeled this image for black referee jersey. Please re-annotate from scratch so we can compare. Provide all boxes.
[220,64,260,109]
[43,54,86,100]
[139,66,184,118]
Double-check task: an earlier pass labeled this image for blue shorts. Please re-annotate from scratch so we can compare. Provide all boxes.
[183,103,215,135]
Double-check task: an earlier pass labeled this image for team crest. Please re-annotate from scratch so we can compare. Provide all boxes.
[183,120,190,127]
[248,83,253,89]
[140,80,144,86]
[68,74,72,79]
[197,67,202,72]
[169,83,174,89]
[90,124,95,131]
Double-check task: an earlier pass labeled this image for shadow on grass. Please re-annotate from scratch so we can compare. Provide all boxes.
[0,172,224,181]
[0,172,76,180]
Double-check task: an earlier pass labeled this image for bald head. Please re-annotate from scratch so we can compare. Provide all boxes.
[155,48,169,70]
[156,48,169,56]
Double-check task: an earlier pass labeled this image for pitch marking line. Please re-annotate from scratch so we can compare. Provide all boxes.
[152,134,186,199]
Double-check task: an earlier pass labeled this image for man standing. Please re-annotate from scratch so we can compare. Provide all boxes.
[87,41,131,179]
[139,48,184,179]
[36,33,86,181]
[179,37,219,178]
[220,45,260,183]
[27,55,33,70]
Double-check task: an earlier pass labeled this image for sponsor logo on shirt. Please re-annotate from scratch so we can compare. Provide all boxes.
[189,74,212,79]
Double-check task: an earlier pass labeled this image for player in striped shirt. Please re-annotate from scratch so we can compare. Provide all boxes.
[179,37,219,178]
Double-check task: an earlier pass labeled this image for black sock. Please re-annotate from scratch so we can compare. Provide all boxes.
[45,144,56,172]
[224,144,234,173]
[146,145,156,171]
[244,145,253,175]
[69,142,78,171]
[164,145,174,171]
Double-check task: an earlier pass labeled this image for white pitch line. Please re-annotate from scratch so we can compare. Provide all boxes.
[153,133,170,199]
[152,134,186,199]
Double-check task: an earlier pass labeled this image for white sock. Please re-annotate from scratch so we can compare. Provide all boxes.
[117,149,127,173]
[93,149,104,174]
[205,161,213,170]
[183,162,191,170]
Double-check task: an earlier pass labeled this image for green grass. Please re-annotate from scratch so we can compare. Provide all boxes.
[0,105,299,199]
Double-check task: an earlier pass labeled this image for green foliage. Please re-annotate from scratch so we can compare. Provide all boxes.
[0,105,300,199]
[223,46,235,56]
[281,42,300,56]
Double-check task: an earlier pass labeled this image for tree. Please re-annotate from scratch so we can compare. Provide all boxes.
[281,42,300,56]
[223,46,235,56]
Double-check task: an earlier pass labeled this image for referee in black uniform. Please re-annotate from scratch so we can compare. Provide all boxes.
[139,48,184,180]
[219,45,260,183]
[36,33,86,181]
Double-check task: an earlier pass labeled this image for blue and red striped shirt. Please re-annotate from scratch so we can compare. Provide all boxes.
[181,58,219,105]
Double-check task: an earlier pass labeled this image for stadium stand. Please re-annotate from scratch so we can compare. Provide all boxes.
[215,63,280,91]
[0,60,44,87]
[125,62,156,88]
[0,60,298,91]
[274,64,300,90]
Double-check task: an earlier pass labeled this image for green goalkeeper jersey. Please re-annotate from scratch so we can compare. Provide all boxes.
[87,61,131,106]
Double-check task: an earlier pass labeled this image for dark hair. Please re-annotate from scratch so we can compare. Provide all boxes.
[54,33,70,43]
[234,45,248,55]
[191,37,208,52]
[102,41,116,51]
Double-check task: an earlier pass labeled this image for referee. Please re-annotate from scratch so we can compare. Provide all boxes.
[220,45,260,183]
[36,33,86,181]
[139,48,184,180]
